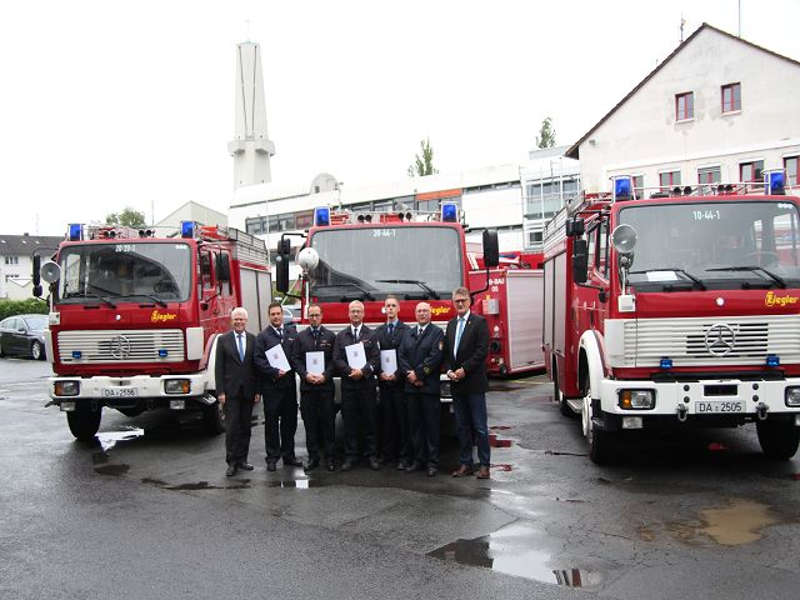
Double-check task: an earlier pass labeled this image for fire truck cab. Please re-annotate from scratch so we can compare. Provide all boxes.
[543,174,800,463]
[37,222,272,441]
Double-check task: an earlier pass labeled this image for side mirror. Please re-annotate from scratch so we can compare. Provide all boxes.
[32,255,42,298]
[572,239,589,284]
[482,229,500,268]
[566,217,585,237]
[275,254,289,293]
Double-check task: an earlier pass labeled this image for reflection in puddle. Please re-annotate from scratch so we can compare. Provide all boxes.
[428,522,604,588]
[95,427,145,452]
[700,499,778,545]
[94,463,130,476]
[266,479,314,489]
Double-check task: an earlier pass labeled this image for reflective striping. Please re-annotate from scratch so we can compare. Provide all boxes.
[57,329,185,363]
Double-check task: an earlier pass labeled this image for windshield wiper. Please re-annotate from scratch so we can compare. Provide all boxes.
[705,265,787,289]
[64,291,117,308]
[629,268,706,290]
[374,279,440,299]
[117,293,168,307]
[313,282,375,301]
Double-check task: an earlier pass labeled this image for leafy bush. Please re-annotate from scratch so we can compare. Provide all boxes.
[0,299,49,321]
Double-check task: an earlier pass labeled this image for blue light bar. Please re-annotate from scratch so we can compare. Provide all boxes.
[766,354,780,367]
[766,171,786,195]
[441,203,458,222]
[614,177,632,201]
[180,221,195,238]
[158,349,168,358]
[314,207,330,227]
[68,224,83,241]
[659,357,673,369]
[72,351,82,359]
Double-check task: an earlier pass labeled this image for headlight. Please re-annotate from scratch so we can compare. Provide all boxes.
[785,387,800,407]
[54,381,79,396]
[618,389,655,410]
[164,379,191,395]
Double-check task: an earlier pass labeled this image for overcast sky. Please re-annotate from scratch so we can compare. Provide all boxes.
[1,0,799,236]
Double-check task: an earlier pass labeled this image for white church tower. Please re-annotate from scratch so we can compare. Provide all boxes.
[228,41,275,189]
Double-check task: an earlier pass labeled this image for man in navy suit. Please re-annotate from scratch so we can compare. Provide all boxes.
[254,302,301,472]
[442,287,491,479]
[215,307,260,477]
[399,302,444,477]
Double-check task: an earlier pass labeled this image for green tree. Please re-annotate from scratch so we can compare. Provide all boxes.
[536,117,556,149]
[407,138,438,177]
[106,207,147,227]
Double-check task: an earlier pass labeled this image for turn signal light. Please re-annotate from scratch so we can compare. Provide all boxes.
[618,389,655,410]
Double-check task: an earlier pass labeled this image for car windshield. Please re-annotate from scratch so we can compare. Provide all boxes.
[308,226,463,300]
[617,201,800,290]
[57,242,192,303]
[22,316,48,331]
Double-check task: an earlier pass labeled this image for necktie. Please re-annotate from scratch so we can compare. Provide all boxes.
[312,327,319,348]
[237,333,245,361]
[454,317,465,358]
[388,323,394,337]
[278,328,283,341]
[353,327,359,342]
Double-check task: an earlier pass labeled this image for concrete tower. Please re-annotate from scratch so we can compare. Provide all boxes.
[228,41,275,189]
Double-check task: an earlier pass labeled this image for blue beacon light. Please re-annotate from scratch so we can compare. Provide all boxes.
[68,224,83,241]
[314,207,330,227]
[441,203,458,222]
[614,177,632,201]
[766,171,785,195]
[181,221,195,238]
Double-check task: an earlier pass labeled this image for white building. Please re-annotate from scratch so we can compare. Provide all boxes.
[0,234,62,300]
[566,23,800,197]
[156,201,227,230]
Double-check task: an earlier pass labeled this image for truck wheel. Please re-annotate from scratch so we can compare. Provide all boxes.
[553,364,574,418]
[66,408,101,442]
[582,394,615,465]
[31,340,44,361]
[756,420,799,460]
[203,397,225,435]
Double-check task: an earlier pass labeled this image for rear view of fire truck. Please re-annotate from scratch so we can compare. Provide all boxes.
[543,173,800,464]
[37,221,271,441]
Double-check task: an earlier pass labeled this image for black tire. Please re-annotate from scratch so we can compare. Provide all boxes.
[757,420,799,460]
[203,397,225,436]
[582,393,616,465]
[66,408,102,442]
[31,340,44,361]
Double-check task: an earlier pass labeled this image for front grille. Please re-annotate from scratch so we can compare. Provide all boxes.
[58,329,184,364]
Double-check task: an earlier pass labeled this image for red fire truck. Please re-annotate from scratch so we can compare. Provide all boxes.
[36,222,272,441]
[543,174,800,463]
[274,203,544,386]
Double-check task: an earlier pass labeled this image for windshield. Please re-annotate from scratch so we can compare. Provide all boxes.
[57,243,193,304]
[23,316,48,331]
[309,226,463,300]
[618,201,800,290]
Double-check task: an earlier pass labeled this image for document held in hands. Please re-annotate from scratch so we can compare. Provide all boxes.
[380,349,397,375]
[305,351,324,375]
[345,342,367,369]
[265,344,291,372]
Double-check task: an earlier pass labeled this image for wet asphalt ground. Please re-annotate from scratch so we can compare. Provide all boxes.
[1,360,800,599]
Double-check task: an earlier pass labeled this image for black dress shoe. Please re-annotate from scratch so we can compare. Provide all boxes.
[327,462,336,472]
[396,461,408,471]
[266,460,277,472]
[427,467,438,477]
[368,457,381,471]
[340,460,354,472]
[304,459,320,472]
[225,464,237,477]
[284,456,303,467]
[405,461,422,473]
[237,462,254,471]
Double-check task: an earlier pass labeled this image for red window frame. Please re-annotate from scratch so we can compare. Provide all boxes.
[659,171,681,189]
[675,92,693,121]
[740,160,764,183]
[721,83,741,113]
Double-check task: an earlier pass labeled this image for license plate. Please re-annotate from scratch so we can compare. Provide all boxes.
[694,400,744,414]
[102,387,138,398]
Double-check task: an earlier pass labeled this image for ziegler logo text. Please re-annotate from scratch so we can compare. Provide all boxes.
[765,292,799,307]
[151,310,178,323]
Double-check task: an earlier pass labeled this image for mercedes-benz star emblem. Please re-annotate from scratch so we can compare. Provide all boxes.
[705,323,736,356]
[109,335,132,360]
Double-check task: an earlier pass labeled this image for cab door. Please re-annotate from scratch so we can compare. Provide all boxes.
[587,219,611,335]
[198,248,221,335]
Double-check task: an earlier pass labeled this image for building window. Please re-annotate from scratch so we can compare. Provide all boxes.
[295,211,313,230]
[4,256,19,265]
[785,156,798,187]
[659,171,681,189]
[632,175,644,199]
[675,92,693,121]
[697,166,721,185]
[722,83,741,113]
[740,160,764,183]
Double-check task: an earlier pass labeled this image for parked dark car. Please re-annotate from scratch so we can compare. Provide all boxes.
[0,314,48,360]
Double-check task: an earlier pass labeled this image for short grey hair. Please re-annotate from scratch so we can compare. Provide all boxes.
[231,307,249,319]
[451,286,470,299]
[348,300,365,311]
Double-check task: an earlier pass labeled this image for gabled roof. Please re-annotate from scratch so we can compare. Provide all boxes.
[0,234,62,256]
[565,23,800,159]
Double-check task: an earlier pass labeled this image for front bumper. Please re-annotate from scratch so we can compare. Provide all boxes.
[49,373,210,406]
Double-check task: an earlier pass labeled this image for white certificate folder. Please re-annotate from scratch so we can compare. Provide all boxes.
[265,344,291,371]
[306,351,324,375]
[345,342,367,369]
[380,349,397,374]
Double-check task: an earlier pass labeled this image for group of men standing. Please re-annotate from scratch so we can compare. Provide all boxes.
[214,287,491,480]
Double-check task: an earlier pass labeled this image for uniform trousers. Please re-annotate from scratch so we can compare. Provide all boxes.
[300,389,335,462]
[342,385,377,461]
[263,385,298,462]
[407,392,441,468]
[379,385,409,464]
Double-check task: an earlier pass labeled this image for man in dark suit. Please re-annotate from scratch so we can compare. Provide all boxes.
[399,302,444,477]
[254,302,301,472]
[442,286,491,479]
[374,295,411,470]
[333,300,381,471]
[291,303,337,472]
[215,307,260,477]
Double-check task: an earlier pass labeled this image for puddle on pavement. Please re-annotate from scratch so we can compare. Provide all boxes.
[428,521,605,588]
[141,478,251,491]
[699,499,778,545]
[95,427,145,452]
[94,463,130,476]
